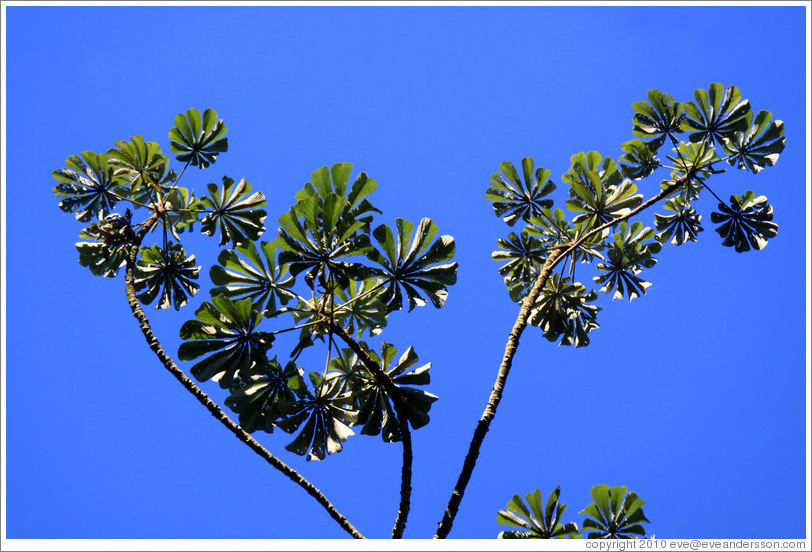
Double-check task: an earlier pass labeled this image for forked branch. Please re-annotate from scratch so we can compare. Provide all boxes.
[433,170,695,539]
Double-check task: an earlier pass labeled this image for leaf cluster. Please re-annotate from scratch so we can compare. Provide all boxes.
[496,484,650,539]
[485,83,785,348]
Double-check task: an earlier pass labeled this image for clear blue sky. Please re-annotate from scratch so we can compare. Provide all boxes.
[3,4,809,542]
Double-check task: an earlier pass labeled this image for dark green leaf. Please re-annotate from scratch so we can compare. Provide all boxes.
[367,218,457,312]
[199,176,267,246]
[631,89,684,151]
[53,151,126,222]
[721,110,785,174]
[134,242,200,310]
[178,295,274,388]
[209,240,296,314]
[654,197,703,245]
[593,221,661,301]
[528,274,600,347]
[710,191,777,252]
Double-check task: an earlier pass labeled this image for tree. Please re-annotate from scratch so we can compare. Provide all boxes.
[53,84,785,539]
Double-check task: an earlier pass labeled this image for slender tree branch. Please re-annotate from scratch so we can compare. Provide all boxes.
[433,168,697,539]
[122,213,365,540]
[324,319,413,539]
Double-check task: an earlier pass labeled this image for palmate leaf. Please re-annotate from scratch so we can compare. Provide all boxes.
[528,274,600,348]
[710,191,777,252]
[133,242,200,310]
[199,176,267,246]
[654,197,703,245]
[618,139,660,180]
[486,157,556,226]
[721,110,786,174]
[492,230,547,300]
[224,357,306,434]
[367,218,458,312]
[593,221,661,301]
[631,89,684,151]
[667,140,723,186]
[178,295,274,389]
[497,487,582,539]
[579,485,650,539]
[168,107,228,169]
[53,151,125,222]
[563,152,642,230]
[680,83,752,146]
[326,343,437,443]
[274,373,358,461]
[107,135,169,195]
[210,240,296,315]
[277,164,378,290]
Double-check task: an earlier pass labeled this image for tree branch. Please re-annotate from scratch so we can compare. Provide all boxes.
[123,213,365,540]
[324,319,414,539]
[433,169,696,539]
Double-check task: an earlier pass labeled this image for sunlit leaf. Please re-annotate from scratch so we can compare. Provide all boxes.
[580,485,650,539]
[53,151,125,222]
[497,487,582,539]
[654,197,703,245]
[210,240,296,314]
[133,242,200,310]
[680,83,751,146]
[721,110,785,174]
[168,107,228,168]
[486,157,556,226]
[593,221,661,301]
[199,176,267,246]
[178,295,274,388]
[631,89,684,151]
[367,218,457,311]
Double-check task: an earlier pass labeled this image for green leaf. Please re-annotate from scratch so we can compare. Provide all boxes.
[53,151,126,222]
[666,140,723,186]
[528,274,600,347]
[162,186,201,240]
[492,230,547,300]
[496,487,580,539]
[199,176,267,246]
[178,295,274,388]
[107,136,170,198]
[367,218,458,311]
[593,221,661,301]
[224,357,305,433]
[721,110,786,174]
[486,157,556,226]
[710,191,777,252]
[134,242,200,310]
[631,89,684,151]
[168,107,228,168]
[275,376,358,461]
[278,164,378,290]
[680,83,752,146]
[563,152,641,229]
[654,197,703,245]
[579,485,650,539]
[618,139,660,180]
[326,343,437,442]
[209,240,296,314]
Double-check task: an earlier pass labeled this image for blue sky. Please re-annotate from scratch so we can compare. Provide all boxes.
[3,4,809,543]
